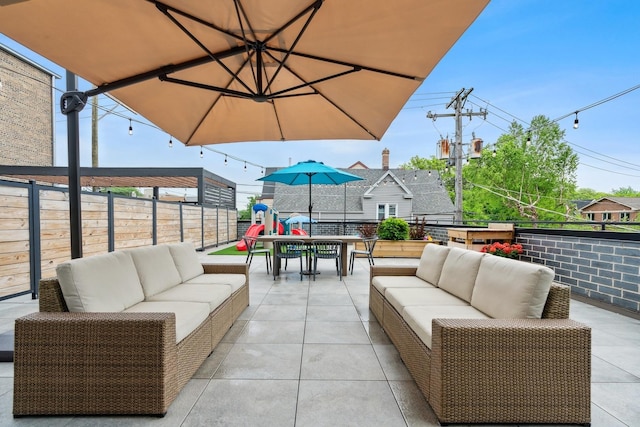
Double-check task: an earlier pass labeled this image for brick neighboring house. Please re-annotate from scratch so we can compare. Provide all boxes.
[0,44,59,166]
[579,197,640,222]
[259,149,455,222]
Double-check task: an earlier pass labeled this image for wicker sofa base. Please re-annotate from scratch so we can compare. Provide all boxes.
[370,284,591,425]
[14,263,250,417]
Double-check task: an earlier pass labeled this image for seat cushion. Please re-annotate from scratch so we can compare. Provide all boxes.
[124,301,210,343]
[471,255,554,319]
[184,273,246,293]
[386,287,469,314]
[415,244,450,286]
[402,305,490,349]
[56,251,145,312]
[168,242,205,282]
[147,284,232,313]
[127,245,183,298]
[371,275,436,296]
[437,247,485,302]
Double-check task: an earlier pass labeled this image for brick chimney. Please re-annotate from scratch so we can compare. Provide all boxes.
[382,148,389,170]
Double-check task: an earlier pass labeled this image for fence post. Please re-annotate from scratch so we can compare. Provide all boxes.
[107,192,114,252]
[152,198,158,246]
[27,181,41,299]
[179,202,184,242]
[200,204,205,251]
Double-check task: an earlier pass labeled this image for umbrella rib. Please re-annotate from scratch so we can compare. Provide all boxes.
[268,66,360,98]
[233,0,261,94]
[154,1,256,96]
[264,1,323,94]
[159,75,254,99]
[85,50,245,98]
[269,47,423,82]
[265,60,379,139]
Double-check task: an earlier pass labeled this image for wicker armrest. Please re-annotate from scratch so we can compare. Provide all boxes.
[14,312,178,416]
[202,262,249,276]
[370,265,418,278]
[430,318,591,424]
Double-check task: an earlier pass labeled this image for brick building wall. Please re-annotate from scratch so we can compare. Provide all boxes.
[517,232,640,313]
[0,46,56,166]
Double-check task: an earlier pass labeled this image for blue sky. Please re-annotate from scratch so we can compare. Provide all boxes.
[1,0,639,209]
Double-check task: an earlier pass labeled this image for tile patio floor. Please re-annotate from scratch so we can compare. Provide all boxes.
[0,249,639,426]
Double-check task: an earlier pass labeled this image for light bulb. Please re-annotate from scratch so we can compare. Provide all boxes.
[573,112,579,129]
[492,149,497,157]
[128,119,133,135]
[200,147,203,158]
[224,155,228,165]
[428,170,431,177]
[168,137,173,148]
[244,161,247,172]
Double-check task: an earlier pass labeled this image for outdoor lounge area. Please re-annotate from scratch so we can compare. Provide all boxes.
[1,247,639,426]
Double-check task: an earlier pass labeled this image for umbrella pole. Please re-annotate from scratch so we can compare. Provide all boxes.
[308,177,312,237]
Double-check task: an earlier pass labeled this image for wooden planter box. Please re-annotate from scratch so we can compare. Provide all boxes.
[354,239,441,258]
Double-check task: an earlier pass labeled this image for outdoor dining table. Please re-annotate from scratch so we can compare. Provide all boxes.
[257,235,363,278]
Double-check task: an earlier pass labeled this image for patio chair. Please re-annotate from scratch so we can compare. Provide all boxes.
[311,240,342,280]
[273,240,305,280]
[243,235,271,274]
[349,236,377,274]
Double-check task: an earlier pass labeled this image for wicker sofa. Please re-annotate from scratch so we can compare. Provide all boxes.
[370,243,591,425]
[13,242,249,417]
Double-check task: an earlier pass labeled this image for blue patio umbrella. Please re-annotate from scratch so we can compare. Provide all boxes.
[285,215,318,224]
[258,160,363,236]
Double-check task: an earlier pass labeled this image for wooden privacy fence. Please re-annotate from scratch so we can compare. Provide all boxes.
[0,179,237,300]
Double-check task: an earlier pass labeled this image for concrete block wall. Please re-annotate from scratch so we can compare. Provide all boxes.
[517,232,640,313]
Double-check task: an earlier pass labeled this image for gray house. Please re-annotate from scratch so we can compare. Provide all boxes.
[259,150,454,223]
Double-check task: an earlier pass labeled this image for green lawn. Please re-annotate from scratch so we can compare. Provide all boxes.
[208,245,273,256]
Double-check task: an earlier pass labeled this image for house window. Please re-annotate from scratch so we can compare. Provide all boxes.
[602,212,611,221]
[585,212,595,221]
[620,212,630,221]
[377,203,397,220]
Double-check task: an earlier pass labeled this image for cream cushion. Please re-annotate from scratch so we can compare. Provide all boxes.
[185,273,246,293]
[415,244,450,286]
[471,255,553,319]
[168,242,204,282]
[386,288,469,314]
[402,305,490,349]
[125,301,210,343]
[147,284,232,313]
[56,251,144,312]
[128,245,183,298]
[437,247,485,302]
[371,276,435,296]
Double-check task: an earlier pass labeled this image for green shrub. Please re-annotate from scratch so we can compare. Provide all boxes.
[377,217,409,240]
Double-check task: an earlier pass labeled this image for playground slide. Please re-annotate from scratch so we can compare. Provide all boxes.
[236,222,285,250]
[291,228,308,235]
[236,224,264,250]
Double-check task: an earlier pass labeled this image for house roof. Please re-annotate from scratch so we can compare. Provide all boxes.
[580,197,640,211]
[267,168,454,216]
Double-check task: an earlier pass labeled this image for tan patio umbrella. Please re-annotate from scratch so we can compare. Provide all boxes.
[0,0,488,257]
[0,0,489,145]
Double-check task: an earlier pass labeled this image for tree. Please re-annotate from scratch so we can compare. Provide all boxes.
[239,195,258,220]
[101,187,142,197]
[462,115,579,222]
[573,187,607,201]
[611,186,640,197]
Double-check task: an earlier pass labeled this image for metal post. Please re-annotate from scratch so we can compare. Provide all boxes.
[66,71,83,259]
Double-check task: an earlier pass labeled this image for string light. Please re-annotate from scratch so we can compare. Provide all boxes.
[526,132,531,145]
[492,149,497,157]
[224,155,228,166]
[573,112,579,129]
[261,167,264,175]
[414,170,417,180]
[168,136,173,148]
[128,118,133,135]
[244,161,247,172]
[200,147,203,158]
[428,170,431,177]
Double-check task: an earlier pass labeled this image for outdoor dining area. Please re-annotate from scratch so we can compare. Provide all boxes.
[1,247,639,426]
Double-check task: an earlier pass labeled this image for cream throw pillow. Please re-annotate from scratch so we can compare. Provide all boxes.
[471,255,553,319]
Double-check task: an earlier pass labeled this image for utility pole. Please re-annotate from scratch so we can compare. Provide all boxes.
[427,88,487,224]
